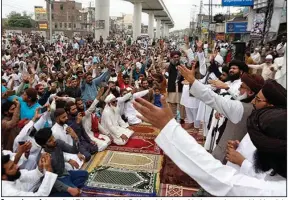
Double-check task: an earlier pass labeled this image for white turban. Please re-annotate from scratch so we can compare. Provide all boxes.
[265,55,273,60]
[136,62,142,69]
[105,93,116,103]
[215,55,224,65]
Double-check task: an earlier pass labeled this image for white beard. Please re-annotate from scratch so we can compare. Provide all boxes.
[111,105,119,114]
[236,92,248,101]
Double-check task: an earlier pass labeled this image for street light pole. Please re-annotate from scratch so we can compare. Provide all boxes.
[49,0,52,44]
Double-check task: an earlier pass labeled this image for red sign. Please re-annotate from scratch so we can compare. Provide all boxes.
[216,33,225,41]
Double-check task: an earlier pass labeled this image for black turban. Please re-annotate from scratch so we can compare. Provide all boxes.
[241,73,264,94]
[229,60,249,73]
[170,51,181,58]
[262,79,287,108]
[247,107,287,154]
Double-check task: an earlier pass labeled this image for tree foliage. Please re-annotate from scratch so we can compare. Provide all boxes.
[7,11,34,28]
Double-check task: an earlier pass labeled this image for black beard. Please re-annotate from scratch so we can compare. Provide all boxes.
[229,73,241,81]
[253,150,287,178]
[111,74,116,77]
[78,107,85,112]
[71,112,78,117]
[58,121,66,126]
[7,170,21,181]
[38,92,45,96]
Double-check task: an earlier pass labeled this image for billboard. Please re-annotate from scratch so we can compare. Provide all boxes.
[226,22,248,33]
[34,6,47,21]
[222,0,254,6]
[250,13,265,38]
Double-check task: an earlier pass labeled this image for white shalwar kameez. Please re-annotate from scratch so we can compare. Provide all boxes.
[155,119,286,196]
[196,73,218,136]
[122,90,149,125]
[180,84,200,128]
[204,79,242,151]
[82,98,111,151]
[101,105,134,145]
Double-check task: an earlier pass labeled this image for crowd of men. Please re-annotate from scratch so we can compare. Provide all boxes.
[1,31,287,197]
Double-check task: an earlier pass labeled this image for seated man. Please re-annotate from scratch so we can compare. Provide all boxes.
[2,152,57,196]
[120,88,152,125]
[75,89,111,151]
[65,101,98,161]
[34,128,88,197]
[101,94,134,145]
[51,108,84,170]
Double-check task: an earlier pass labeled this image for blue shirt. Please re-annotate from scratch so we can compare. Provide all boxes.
[80,70,110,103]
[2,85,41,119]
[154,94,162,108]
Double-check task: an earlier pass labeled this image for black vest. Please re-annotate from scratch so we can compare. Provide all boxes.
[167,63,184,93]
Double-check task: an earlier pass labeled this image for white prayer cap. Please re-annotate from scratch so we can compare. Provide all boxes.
[265,55,273,60]
[136,62,142,69]
[214,55,224,65]
[126,87,133,91]
[105,93,116,103]
[255,48,259,51]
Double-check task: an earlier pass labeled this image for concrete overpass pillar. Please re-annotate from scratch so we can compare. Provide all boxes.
[133,2,142,41]
[156,19,161,39]
[148,13,154,39]
[95,0,110,41]
[161,22,165,38]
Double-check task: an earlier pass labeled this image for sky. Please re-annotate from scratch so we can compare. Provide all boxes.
[2,0,240,30]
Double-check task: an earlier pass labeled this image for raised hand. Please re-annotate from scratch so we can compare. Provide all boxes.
[133,96,173,130]
[177,64,196,84]
[96,87,105,100]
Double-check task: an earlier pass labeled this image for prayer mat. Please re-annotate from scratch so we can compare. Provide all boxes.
[81,187,155,197]
[159,184,199,197]
[130,123,160,137]
[81,151,107,172]
[84,166,157,196]
[99,150,163,173]
[160,155,200,188]
[107,135,163,155]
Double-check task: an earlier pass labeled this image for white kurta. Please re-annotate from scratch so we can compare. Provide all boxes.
[248,63,277,80]
[155,119,287,196]
[82,98,111,151]
[123,90,149,125]
[101,105,134,145]
[204,79,242,150]
[274,55,286,89]
[196,73,218,136]
[2,168,57,196]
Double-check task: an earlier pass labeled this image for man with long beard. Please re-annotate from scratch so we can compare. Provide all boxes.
[205,60,248,151]
[2,152,57,196]
[166,51,185,124]
[101,94,134,145]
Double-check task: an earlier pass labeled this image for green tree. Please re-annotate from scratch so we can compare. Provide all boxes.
[7,11,33,28]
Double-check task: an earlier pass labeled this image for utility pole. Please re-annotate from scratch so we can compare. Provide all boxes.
[49,1,52,44]
[46,0,53,44]
[198,0,203,38]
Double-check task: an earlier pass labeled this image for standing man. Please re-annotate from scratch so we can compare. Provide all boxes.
[166,51,185,124]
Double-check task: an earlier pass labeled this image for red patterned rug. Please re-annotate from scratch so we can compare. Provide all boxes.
[107,135,163,155]
[129,124,159,137]
[159,184,198,197]
[160,155,200,188]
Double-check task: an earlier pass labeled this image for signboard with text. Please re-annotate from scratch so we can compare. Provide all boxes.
[225,22,248,33]
[222,0,254,6]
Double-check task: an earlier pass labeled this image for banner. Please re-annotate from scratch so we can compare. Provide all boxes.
[95,20,105,30]
[226,22,248,33]
[250,13,265,38]
[34,6,47,21]
[39,23,48,29]
[222,0,254,6]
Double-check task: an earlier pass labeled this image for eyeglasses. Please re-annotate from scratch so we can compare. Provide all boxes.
[254,96,267,103]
